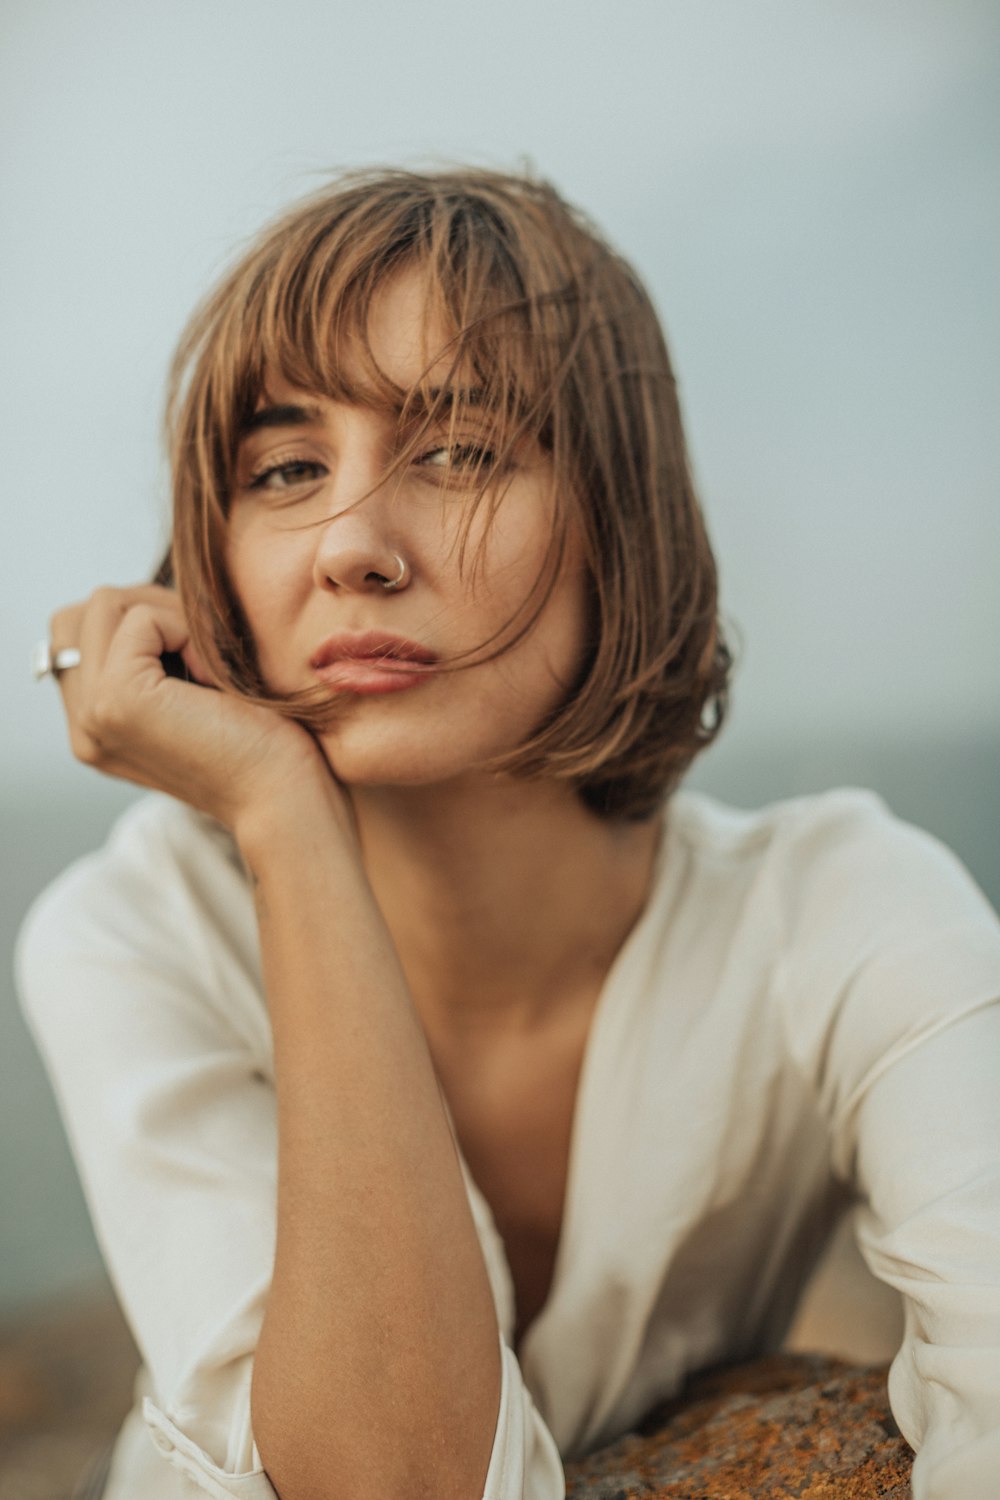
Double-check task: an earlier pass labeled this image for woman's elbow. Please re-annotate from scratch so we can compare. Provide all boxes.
[251,1369,496,1500]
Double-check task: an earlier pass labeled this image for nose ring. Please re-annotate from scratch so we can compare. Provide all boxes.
[380,553,409,591]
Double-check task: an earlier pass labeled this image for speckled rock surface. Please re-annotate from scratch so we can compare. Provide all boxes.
[564,1353,913,1499]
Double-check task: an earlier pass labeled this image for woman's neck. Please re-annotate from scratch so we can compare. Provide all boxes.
[351,775,663,1047]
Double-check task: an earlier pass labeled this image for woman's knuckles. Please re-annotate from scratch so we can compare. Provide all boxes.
[68,725,101,768]
[49,602,84,643]
[52,585,186,644]
[82,690,130,745]
[88,584,123,610]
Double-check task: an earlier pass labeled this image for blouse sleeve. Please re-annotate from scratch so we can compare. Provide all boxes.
[773,790,1000,1500]
[15,798,566,1499]
[849,1005,1000,1500]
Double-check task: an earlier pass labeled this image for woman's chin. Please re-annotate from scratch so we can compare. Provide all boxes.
[312,691,547,795]
[316,727,479,793]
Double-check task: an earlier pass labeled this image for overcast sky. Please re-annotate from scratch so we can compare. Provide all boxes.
[2,0,998,786]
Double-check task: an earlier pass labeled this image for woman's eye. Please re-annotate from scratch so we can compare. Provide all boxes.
[249,460,326,491]
[419,443,496,472]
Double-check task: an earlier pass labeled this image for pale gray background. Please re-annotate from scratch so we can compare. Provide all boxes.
[2,0,998,1315]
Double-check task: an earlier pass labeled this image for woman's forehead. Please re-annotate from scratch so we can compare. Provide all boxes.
[251,263,473,415]
[363,265,456,390]
[234,249,550,435]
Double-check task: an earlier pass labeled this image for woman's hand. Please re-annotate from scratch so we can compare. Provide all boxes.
[48,584,335,834]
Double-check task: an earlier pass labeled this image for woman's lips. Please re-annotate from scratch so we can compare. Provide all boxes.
[313,660,434,695]
[310,630,437,695]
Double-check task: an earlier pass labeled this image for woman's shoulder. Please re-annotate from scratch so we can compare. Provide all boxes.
[670,783,904,854]
[661,786,1000,1127]
[22,791,246,923]
[668,784,990,912]
[660,783,999,993]
[16,793,255,1002]
[675,785,997,1062]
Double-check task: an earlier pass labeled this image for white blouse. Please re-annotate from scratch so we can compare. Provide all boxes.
[16,786,1000,1500]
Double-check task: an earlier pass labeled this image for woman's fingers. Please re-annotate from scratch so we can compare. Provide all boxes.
[50,586,184,766]
[48,599,97,765]
[47,599,85,654]
[48,584,210,775]
[43,581,327,826]
[179,635,215,688]
[102,597,189,676]
[50,585,187,676]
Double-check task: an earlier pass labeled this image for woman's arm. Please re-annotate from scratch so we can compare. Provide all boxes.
[17,795,565,1498]
[41,584,503,1498]
[237,781,501,1500]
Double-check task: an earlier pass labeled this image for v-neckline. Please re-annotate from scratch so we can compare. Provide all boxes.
[497,805,673,1370]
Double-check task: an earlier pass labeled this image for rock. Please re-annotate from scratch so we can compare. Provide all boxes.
[564,1353,913,1498]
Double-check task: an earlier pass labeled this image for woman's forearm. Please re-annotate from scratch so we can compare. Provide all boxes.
[238,784,501,1500]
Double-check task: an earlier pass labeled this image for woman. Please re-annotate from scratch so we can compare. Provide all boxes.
[18,168,1000,1500]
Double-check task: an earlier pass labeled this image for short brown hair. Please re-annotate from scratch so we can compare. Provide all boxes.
[161,166,732,820]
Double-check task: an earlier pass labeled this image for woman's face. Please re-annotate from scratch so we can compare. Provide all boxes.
[225,267,589,792]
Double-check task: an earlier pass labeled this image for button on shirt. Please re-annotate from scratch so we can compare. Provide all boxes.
[16,787,1000,1500]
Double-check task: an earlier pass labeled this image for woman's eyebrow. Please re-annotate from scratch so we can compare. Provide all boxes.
[238,391,488,438]
[239,402,324,435]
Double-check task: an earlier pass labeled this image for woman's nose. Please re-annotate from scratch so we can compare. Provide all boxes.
[314,536,410,593]
[312,493,411,595]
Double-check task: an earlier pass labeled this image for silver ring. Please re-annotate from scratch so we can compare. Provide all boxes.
[380,554,409,592]
[32,642,82,681]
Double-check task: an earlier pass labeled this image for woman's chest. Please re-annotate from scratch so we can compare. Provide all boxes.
[436,1021,590,1351]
